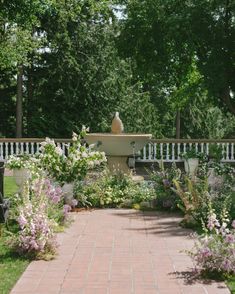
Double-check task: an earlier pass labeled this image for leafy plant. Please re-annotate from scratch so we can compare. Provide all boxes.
[180,148,203,160]
[209,144,224,162]
[172,177,208,224]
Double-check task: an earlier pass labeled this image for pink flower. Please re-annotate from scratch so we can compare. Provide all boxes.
[226,234,235,244]
[52,195,60,204]
[200,247,212,258]
[232,220,235,229]
[71,199,78,208]
[17,215,27,229]
[63,204,71,216]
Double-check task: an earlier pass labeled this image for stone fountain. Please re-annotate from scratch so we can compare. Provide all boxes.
[85,112,152,174]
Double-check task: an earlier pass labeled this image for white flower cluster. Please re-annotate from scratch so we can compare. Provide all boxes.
[39,129,107,184]
[7,155,39,170]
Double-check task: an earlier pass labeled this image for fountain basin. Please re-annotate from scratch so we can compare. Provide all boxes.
[85,133,152,156]
[85,133,152,173]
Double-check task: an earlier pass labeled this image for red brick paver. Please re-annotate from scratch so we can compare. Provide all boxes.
[11,209,230,294]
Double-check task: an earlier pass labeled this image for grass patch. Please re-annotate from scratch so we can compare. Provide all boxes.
[0,228,30,294]
[0,176,30,294]
[227,276,235,294]
[4,176,18,196]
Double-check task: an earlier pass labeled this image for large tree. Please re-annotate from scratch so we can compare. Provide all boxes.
[0,0,161,138]
[117,0,235,136]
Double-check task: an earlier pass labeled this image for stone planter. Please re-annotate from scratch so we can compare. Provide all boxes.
[62,182,75,205]
[13,168,31,190]
[184,158,199,176]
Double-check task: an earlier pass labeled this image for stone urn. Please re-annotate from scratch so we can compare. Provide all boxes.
[184,158,199,176]
[62,182,75,205]
[13,168,31,190]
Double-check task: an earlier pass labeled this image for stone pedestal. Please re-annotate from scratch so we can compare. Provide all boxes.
[107,156,130,174]
[107,156,145,182]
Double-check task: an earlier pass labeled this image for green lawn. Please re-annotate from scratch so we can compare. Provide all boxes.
[4,176,18,196]
[0,176,30,294]
[227,276,235,294]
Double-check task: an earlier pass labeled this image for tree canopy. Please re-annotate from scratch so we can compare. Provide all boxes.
[0,0,234,138]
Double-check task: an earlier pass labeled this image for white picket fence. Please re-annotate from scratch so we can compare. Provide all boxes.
[0,138,235,163]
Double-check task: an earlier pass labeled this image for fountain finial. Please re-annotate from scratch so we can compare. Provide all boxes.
[111,112,124,134]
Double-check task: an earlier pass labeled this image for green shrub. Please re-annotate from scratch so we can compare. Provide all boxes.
[150,162,181,210]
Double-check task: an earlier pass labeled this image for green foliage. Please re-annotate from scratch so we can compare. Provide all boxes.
[150,162,181,210]
[227,275,235,294]
[172,177,208,224]
[180,149,203,160]
[74,169,155,208]
[209,144,224,162]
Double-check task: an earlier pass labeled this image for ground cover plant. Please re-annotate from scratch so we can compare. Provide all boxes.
[74,169,155,209]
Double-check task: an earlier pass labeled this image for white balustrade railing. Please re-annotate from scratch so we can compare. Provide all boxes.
[136,140,235,163]
[0,138,235,163]
[0,139,72,161]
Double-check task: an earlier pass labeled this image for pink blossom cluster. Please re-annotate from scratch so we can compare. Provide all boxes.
[43,179,63,204]
[16,201,56,254]
[63,204,72,219]
[32,178,63,204]
[190,209,235,275]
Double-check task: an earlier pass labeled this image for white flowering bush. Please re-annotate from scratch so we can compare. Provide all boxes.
[39,127,107,184]
[188,203,235,275]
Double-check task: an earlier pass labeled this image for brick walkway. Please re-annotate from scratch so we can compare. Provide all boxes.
[11,209,230,294]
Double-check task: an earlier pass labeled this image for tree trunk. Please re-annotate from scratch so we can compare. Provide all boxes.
[222,87,235,115]
[176,110,181,139]
[27,67,33,136]
[16,65,23,138]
